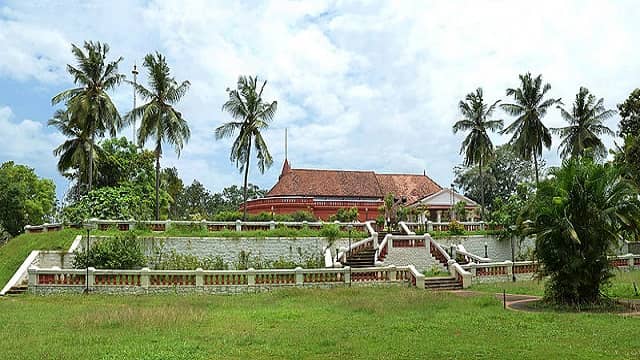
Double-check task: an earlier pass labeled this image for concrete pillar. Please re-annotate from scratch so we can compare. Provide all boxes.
[344,266,351,284]
[87,267,95,288]
[42,223,49,233]
[295,267,304,285]
[436,211,442,223]
[235,220,242,232]
[247,268,256,286]
[505,261,513,281]
[269,221,276,230]
[388,265,397,281]
[427,221,433,232]
[28,266,38,286]
[141,268,150,289]
[627,254,634,267]
[201,219,207,231]
[195,268,204,287]
[165,220,172,230]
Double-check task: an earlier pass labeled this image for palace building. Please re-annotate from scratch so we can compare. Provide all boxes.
[245,159,479,222]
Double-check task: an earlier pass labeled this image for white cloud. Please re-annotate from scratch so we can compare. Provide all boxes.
[1,0,639,199]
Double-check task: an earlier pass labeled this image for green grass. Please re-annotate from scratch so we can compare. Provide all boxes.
[0,287,638,359]
[0,229,81,287]
[470,269,640,299]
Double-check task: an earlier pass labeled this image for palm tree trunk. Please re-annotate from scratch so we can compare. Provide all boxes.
[242,138,252,221]
[479,155,485,221]
[533,155,539,187]
[155,143,161,221]
[88,132,94,194]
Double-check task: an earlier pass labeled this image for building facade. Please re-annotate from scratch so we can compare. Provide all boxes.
[245,160,478,222]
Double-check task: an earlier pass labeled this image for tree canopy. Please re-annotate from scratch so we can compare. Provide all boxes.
[0,162,56,235]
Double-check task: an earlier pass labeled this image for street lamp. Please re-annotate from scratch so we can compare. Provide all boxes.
[484,242,488,258]
[509,225,517,282]
[83,221,98,294]
[347,224,353,258]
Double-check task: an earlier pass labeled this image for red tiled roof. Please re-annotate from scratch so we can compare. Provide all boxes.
[375,174,442,204]
[267,163,442,203]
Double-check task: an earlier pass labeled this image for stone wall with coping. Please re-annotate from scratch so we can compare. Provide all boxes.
[29,281,409,296]
[382,247,442,272]
[142,237,336,268]
[435,235,535,261]
[38,252,75,269]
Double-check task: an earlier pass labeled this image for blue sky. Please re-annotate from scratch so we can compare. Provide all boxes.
[1,0,639,201]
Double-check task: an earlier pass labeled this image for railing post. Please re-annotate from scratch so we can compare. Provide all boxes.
[165,220,172,230]
[195,268,204,287]
[427,221,433,232]
[627,254,634,267]
[389,265,396,281]
[295,267,304,285]
[269,220,276,230]
[468,263,477,277]
[87,267,95,289]
[235,219,242,232]
[247,268,256,286]
[344,266,351,284]
[28,266,38,287]
[141,267,150,289]
[201,219,207,231]
[505,260,513,280]
[42,223,49,233]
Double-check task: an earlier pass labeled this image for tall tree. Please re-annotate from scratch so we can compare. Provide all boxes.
[500,73,561,186]
[125,52,191,220]
[215,75,277,220]
[51,41,124,193]
[0,162,56,235]
[452,88,503,219]
[552,87,615,159]
[48,109,101,194]
[617,88,640,137]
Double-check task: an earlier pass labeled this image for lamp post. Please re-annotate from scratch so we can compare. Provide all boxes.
[484,242,488,258]
[347,224,353,258]
[83,221,97,294]
[509,225,517,282]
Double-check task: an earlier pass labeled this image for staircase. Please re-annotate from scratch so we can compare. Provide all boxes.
[5,285,28,295]
[344,247,376,268]
[424,276,462,291]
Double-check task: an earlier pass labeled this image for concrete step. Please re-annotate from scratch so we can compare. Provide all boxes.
[6,286,27,295]
[423,276,462,291]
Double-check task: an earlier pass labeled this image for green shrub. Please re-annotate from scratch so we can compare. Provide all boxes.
[211,211,243,221]
[153,250,227,270]
[73,233,147,270]
[448,220,465,236]
[329,207,358,222]
[290,211,317,222]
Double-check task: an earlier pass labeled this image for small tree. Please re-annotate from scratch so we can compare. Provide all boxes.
[526,158,640,305]
[453,201,467,221]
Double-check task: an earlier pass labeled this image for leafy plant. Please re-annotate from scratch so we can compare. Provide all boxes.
[329,207,358,222]
[73,233,147,269]
[526,157,640,305]
[153,250,227,270]
[448,220,465,236]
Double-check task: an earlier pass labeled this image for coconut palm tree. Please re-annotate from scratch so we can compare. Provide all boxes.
[125,52,191,220]
[48,109,103,192]
[453,88,503,219]
[51,41,124,193]
[552,87,615,160]
[216,75,277,220]
[500,73,561,186]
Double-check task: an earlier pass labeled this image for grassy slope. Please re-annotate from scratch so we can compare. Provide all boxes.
[0,229,81,287]
[0,287,638,359]
[470,270,640,299]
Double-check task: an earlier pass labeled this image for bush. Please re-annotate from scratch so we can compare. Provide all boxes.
[72,233,147,270]
[448,220,465,236]
[329,207,359,222]
[153,250,227,270]
[527,158,640,305]
[290,211,317,222]
[320,224,341,248]
[211,211,243,221]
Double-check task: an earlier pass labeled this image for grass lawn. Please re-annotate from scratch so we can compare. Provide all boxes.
[0,287,638,359]
[470,270,640,299]
[0,229,81,287]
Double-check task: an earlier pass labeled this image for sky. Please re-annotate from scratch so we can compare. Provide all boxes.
[1,0,639,201]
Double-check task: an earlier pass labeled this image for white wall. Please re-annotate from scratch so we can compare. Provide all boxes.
[435,235,535,261]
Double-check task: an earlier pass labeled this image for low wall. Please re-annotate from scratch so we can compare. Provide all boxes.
[435,235,535,261]
[27,265,422,295]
